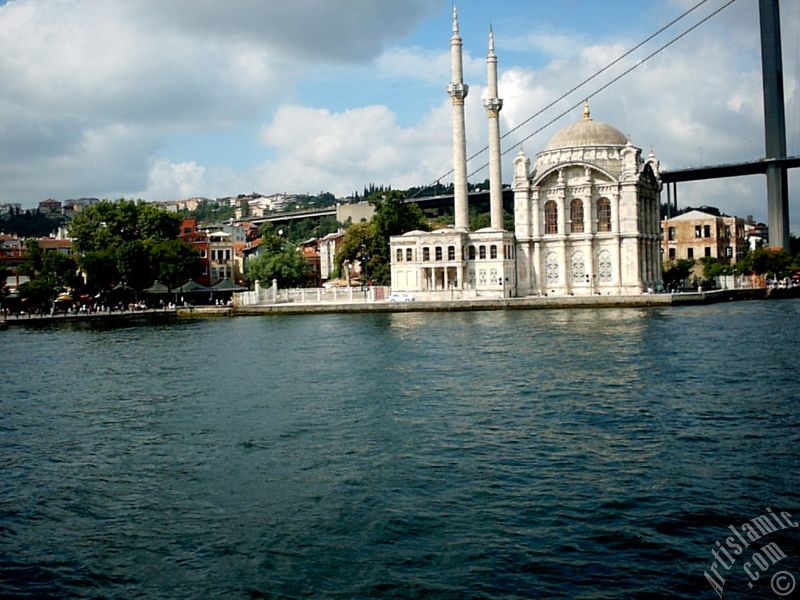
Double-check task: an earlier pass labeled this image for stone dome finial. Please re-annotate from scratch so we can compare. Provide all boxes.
[583,100,591,121]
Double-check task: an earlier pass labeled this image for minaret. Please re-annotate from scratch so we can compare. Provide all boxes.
[448,5,469,230]
[484,26,504,229]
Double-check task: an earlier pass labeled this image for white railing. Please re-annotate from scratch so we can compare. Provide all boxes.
[234,280,390,306]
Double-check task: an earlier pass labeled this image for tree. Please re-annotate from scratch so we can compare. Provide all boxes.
[149,239,199,290]
[69,200,195,292]
[334,222,373,277]
[17,247,80,313]
[116,240,152,291]
[333,190,428,285]
[736,247,792,277]
[248,246,310,287]
[0,262,8,306]
[663,259,694,289]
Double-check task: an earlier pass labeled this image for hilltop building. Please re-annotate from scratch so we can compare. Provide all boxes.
[390,8,662,298]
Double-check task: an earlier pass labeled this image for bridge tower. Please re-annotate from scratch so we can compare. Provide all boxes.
[759,0,789,249]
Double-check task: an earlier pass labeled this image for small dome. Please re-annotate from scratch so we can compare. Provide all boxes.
[545,102,628,150]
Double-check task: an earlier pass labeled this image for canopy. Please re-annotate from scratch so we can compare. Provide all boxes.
[175,280,210,293]
[111,281,135,292]
[211,278,247,292]
[143,281,170,294]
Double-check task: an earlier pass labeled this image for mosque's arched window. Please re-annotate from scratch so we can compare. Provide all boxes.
[597,198,612,232]
[406,248,413,261]
[490,245,497,259]
[479,245,486,259]
[570,199,584,233]
[423,247,430,261]
[468,245,476,260]
[435,247,443,261]
[396,249,403,262]
[544,200,558,234]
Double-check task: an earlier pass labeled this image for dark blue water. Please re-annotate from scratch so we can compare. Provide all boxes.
[2,300,799,599]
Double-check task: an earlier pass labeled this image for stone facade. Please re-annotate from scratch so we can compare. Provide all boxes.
[662,209,746,263]
[513,106,662,296]
[389,11,662,299]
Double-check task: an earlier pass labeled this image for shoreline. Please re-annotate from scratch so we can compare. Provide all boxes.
[3,287,796,327]
[179,287,783,318]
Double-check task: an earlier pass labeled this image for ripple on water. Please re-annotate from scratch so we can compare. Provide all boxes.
[2,301,800,598]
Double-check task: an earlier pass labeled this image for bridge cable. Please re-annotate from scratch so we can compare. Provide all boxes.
[408,0,730,198]
[466,0,738,178]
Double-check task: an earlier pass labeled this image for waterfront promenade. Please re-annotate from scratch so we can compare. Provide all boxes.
[2,308,177,327]
[179,287,777,318]
[4,287,795,327]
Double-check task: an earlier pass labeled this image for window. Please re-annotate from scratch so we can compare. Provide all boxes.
[423,247,430,261]
[687,248,694,259]
[705,247,712,257]
[668,248,676,260]
[726,246,733,258]
[597,198,611,232]
[199,249,207,258]
[704,225,711,238]
[725,226,731,238]
[396,249,403,262]
[490,245,497,259]
[435,247,442,261]
[695,225,702,238]
[668,227,676,241]
[406,248,412,261]
[544,200,558,234]
[468,245,476,260]
[570,199,584,233]
[479,245,486,259]
[571,251,585,281]
[447,246,455,261]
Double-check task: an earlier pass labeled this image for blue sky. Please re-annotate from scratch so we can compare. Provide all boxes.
[0,0,798,231]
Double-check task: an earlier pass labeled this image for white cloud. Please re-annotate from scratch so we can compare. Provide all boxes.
[0,0,437,203]
[255,103,454,197]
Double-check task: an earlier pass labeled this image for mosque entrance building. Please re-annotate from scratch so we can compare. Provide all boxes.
[390,8,662,299]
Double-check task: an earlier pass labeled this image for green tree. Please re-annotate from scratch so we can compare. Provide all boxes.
[149,239,199,290]
[248,246,310,287]
[0,262,8,306]
[116,240,153,290]
[663,259,694,289]
[17,248,80,313]
[333,190,428,285]
[334,222,373,278]
[69,200,194,292]
[736,247,792,277]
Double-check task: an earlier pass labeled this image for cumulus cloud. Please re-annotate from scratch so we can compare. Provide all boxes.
[0,0,438,203]
[255,103,454,197]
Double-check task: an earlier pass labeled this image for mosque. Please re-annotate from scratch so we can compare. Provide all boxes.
[390,8,663,298]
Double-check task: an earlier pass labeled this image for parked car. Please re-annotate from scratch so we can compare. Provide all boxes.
[388,292,414,303]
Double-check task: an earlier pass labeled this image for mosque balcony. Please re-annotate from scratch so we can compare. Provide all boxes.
[447,82,468,100]
[483,98,503,113]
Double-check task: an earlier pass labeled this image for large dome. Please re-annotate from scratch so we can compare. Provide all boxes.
[545,103,628,150]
